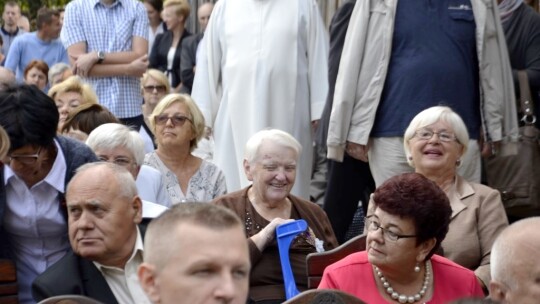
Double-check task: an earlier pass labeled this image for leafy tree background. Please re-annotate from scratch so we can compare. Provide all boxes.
[0,0,71,30]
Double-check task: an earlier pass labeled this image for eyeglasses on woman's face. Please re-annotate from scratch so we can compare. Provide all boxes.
[98,156,134,168]
[8,147,42,165]
[365,216,417,242]
[154,114,193,127]
[413,128,458,143]
[143,85,167,94]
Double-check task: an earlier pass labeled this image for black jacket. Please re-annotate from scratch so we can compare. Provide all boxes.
[149,29,192,88]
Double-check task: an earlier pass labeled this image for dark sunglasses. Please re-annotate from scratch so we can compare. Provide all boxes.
[154,115,193,127]
[143,85,167,93]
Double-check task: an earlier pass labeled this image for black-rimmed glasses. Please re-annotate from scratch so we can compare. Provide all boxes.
[365,216,417,242]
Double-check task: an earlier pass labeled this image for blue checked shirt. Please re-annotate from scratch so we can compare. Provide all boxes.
[61,0,149,119]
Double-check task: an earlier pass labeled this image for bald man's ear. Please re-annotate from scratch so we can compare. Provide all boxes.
[132,196,143,224]
[489,280,508,302]
[138,263,160,303]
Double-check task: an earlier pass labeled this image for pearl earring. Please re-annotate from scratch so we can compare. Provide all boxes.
[414,263,421,273]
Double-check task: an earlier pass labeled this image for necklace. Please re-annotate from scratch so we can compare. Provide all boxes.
[374,260,431,304]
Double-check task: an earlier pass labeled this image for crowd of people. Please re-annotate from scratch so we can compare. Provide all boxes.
[0,0,539,303]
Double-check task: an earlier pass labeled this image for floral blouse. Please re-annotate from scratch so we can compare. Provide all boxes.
[143,151,227,203]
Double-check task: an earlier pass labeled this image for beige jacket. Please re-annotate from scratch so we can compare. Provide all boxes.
[327,0,519,162]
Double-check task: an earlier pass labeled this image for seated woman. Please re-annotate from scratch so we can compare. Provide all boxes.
[319,173,484,303]
[0,85,97,303]
[23,60,48,91]
[402,106,508,290]
[144,93,226,203]
[213,129,338,303]
[59,103,119,142]
[48,76,99,131]
[140,69,170,153]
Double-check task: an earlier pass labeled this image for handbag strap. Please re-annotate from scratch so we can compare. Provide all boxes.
[517,70,536,125]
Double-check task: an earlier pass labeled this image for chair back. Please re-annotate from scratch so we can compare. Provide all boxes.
[0,259,18,304]
[306,234,366,289]
[282,289,365,304]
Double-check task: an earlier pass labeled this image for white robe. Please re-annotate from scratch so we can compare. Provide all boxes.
[192,0,329,199]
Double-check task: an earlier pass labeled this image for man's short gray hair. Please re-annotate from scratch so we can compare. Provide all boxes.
[69,162,138,199]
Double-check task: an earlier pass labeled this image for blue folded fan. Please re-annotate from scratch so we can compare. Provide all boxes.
[276,219,308,300]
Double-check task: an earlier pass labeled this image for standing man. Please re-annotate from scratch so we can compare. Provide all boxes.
[489,217,540,303]
[4,7,67,83]
[0,1,25,60]
[61,0,149,129]
[179,1,213,94]
[327,0,518,186]
[192,0,329,199]
[138,203,250,304]
[32,162,151,304]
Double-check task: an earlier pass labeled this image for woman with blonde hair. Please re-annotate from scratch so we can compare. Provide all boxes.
[140,69,170,152]
[144,93,226,203]
[0,126,9,160]
[149,0,192,92]
[48,76,98,131]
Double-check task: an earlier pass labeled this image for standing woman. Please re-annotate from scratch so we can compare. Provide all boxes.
[144,0,166,56]
[149,0,191,92]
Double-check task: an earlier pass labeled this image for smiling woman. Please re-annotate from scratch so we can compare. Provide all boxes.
[401,106,508,290]
[144,93,227,203]
[212,129,338,304]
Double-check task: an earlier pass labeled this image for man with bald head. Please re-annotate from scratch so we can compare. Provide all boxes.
[489,217,540,303]
[138,202,250,304]
[32,162,151,304]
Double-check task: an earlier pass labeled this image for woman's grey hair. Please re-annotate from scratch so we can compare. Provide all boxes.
[403,106,469,167]
[86,123,145,166]
[244,129,302,164]
[48,62,70,84]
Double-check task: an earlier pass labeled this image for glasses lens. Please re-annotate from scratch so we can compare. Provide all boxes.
[9,148,41,165]
[155,115,169,125]
[171,116,188,126]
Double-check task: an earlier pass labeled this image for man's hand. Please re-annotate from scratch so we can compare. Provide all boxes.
[72,51,99,77]
[346,141,369,162]
[126,54,149,77]
[482,141,501,158]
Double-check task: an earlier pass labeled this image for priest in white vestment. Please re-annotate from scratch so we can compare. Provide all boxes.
[192,0,329,199]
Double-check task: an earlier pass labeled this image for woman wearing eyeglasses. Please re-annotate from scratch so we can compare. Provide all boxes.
[399,106,508,293]
[0,85,98,303]
[319,173,484,303]
[144,93,227,203]
[141,69,170,153]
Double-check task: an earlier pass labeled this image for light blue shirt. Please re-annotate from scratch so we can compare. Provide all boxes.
[3,140,70,304]
[4,32,69,83]
[61,0,149,119]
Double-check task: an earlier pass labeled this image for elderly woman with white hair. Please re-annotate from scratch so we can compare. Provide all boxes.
[212,129,338,303]
[86,123,171,208]
[400,106,508,292]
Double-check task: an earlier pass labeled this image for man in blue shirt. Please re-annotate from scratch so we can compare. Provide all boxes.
[4,7,67,83]
[61,0,149,129]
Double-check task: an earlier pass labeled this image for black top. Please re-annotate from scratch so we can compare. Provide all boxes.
[149,29,192,88]
[503,3,540,126]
